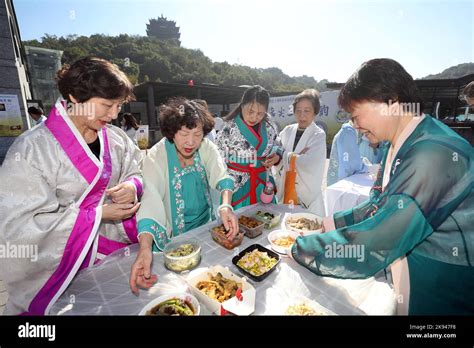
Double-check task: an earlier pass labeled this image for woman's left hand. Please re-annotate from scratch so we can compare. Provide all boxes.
[219,207,239,240]
[106,182,136,204]
[262,153,280,168]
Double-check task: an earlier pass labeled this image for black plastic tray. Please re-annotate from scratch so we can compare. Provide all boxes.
[231,244,280,282]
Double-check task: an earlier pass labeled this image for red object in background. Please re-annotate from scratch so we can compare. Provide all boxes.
[188,79,194,86]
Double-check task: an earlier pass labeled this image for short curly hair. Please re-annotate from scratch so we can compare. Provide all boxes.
[56,56,135,103]
[159,98,215,142]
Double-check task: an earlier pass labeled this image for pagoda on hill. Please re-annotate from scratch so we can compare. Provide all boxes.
[146,15,181,46]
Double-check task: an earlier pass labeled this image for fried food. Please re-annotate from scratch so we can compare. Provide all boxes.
[211,225,244,249]
[273,235,296,248]
[196,272,241,303]
[286,217,321,231]
[285,303,326,316]
[212,224,229,236]
[238,215,263,228]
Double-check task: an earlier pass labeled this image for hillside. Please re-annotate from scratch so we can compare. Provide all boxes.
[23,34,331,93]
[421,62,474,79]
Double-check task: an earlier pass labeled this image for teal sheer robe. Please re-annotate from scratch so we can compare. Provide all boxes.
[293,116,473,314]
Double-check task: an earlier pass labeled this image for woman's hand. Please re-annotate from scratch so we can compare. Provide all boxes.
[130,239,158,295]
[219,207,239,240]
[106,182,136,204]
[262,153,280,168]
[102,202,141,221]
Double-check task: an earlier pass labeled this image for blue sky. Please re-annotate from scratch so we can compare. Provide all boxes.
[13,0,473,82]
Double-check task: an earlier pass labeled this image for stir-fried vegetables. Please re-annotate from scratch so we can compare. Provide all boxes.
[167,243,195,257]
[146,298,195,316]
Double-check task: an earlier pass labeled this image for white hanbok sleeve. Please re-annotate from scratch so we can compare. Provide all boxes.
[0,137,97,314]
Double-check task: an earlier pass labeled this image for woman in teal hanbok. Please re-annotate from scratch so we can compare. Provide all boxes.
[292,59,473,315]
[215,85,283,210]
[130,98,239,294]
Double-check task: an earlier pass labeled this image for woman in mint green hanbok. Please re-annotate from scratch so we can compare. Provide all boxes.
[215,85,283,210]
[130,98,238,294]
[292,59,473,315]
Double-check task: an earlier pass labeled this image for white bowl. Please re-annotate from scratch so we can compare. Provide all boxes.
[268,229,300,255]
[139,292,200,316]
[284,212,323,235]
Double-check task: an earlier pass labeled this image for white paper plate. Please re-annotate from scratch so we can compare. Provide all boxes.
[284,212,323,235]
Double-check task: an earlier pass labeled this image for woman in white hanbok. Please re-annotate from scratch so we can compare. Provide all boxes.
[273,89,326,216]
[0,57,142,315]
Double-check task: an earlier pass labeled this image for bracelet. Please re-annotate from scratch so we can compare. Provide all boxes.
[218,203,234,213]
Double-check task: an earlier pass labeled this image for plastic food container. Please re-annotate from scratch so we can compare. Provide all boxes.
[252,209,282,229]
[232,244,280,282]
[210,225,244,250]
[163,239,201,273]
[238,215,265,239]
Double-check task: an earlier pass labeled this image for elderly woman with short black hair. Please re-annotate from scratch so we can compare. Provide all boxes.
[130,98,238,294]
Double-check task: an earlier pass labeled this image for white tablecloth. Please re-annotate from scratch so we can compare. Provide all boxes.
[50,204,396,316]
[324,173,375,216]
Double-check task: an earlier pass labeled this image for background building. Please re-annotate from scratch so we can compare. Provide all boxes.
[24,45,63,112]
[0,0,31,165]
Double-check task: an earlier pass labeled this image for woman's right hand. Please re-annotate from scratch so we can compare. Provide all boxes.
[101,202,141,221]
[130,241,158,295]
